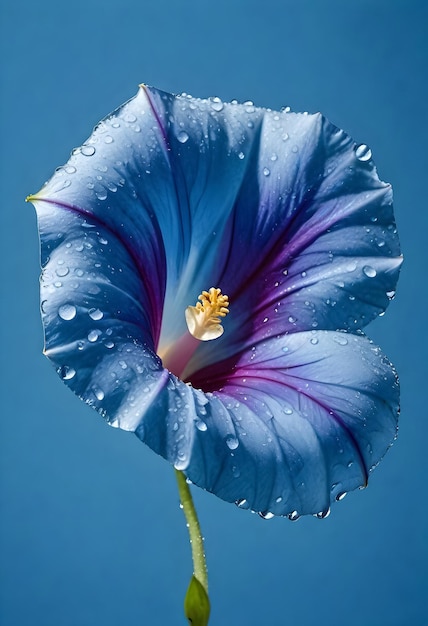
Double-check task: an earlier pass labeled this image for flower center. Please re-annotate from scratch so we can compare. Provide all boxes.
[185,287,230,341]
[158,287,229,379]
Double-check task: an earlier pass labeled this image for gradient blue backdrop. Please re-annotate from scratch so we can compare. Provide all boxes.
[1,1,427,624]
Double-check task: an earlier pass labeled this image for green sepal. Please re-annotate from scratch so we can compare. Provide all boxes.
[184,575,211,626]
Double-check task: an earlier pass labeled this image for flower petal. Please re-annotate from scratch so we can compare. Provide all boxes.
[178,331,399,516]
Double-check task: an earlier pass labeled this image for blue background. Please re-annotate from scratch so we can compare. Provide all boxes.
[1,1,427,624]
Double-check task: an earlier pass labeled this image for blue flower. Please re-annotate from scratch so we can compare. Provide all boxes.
[29,85,402,519]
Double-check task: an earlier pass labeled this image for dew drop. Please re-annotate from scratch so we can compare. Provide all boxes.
[81,145,96,156]
[238,151,245,160]
[104,135,114,144]
[94,387,105,401]
[105,341,114,349]
[210,97,224,112]
[56,266,69,277]
[275,496,283,503]
[235,499,248,508]
[124,113,137,123]
[195,419,208,432]
[263,167,270,176]
[59,365,76,380]
[259,511,275,520]
[386,290,396,300]
[316,507,331,519]
[65,165,76,174]
[355,144,372,162]
[363,265,377,278]
[288,315,296,323]
[88,308,104,321]
[288,510,300,521]
[174,456,188,471]
[88,330,100,342]
[336,491,347,501]
[58,304,76,320]
[177,130,189,143]
[310,337,319,345]
[333,334,348,346]
[96,190,108,201]
[226,435,239,450]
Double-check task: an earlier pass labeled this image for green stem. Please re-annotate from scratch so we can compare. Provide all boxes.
[174,469,208,593]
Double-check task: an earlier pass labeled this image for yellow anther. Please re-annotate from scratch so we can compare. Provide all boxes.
[185,287,230,341]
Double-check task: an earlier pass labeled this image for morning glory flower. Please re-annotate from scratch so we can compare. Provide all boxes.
[29,85,401,519]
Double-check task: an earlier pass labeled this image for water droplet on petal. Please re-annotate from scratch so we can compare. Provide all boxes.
[88,330,100,342]
[235,499,248,508]
[363,265,377,278]
[96,190,108,201]
[56,266,69,277]
[238,151,245,160]
[59,365,76,380]
[333,334,348,346]
[316,507,331,519]
[177,130,189,143]
[58,304,76,320]
[81,145,96,156]
[210,97,224,112]
[263,167,270,176]
[336,491,347,501]
[124,113,137,123]
[88,308,104,321]
[226,435,239,450]
[94,387,105,401]
[386,290,396,300]
[259,511,275,520]
[195,419,208,432]
[288,510,300,521]
[355,144,372,162]
[104,135,114,144]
